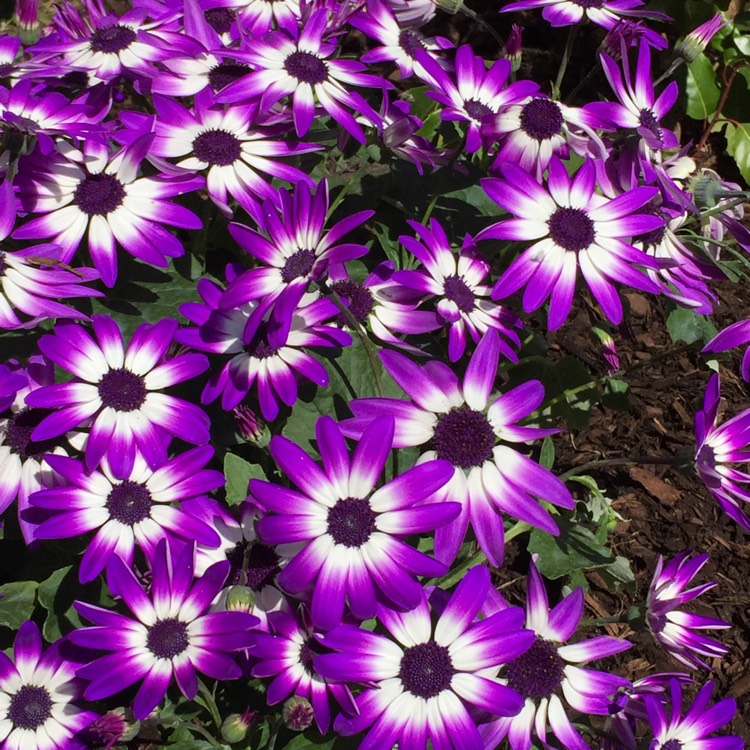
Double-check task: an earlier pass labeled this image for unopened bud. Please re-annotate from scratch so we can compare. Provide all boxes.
[221,709,259,744]
[225,585,256,613]
[677,13,728,63]
[432,0,464,15]
[87,708,140,747]
[592,327,619,375]
[15,0,39,43]
[282,696,315,731]
[233,405,269,446]
[503,24,523,72]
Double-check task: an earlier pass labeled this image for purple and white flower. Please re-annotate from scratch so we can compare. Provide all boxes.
[25,315,210,479]
[315,566,534,749]
[480,557,632,750]
[250,415,458,629]
[478,157,663,329]
[69,539,259,720]
[499,0,669,30]
[30,447,224,582]
[343,329,573,567]
[0,621,97,750]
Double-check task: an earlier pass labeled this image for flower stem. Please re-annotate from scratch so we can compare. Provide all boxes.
[554,25,578,96]
[559,455,690,482]
[696,65,737,152]
[196,679,223,731]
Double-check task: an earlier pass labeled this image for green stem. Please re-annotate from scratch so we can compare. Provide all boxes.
[320,280,384,398]
[159,720,223,748]
[267,718,284,750]
[421,192,440,225]
[579,614,629,627]
[559,455,686,482]
[327,180,353,220]
[554,26,578,96]
[653,57,683,87]
[699,196,750,219]
[197,679,223,731]
[696,65,737,152]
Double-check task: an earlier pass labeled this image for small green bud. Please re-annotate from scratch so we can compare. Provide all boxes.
[221,709,258,744]
[225,585,256,613]
[282,696,315,731]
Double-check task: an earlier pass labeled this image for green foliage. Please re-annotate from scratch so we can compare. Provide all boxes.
[686,53,720,119]
[725,122,750,185]
[666,306,718,345]
[0,580,38,630]
[224,453,266,506]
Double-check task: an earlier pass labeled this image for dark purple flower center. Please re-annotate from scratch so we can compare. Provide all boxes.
[661,741,682,750]
[505,637,565,700]
[73,173,126,216]
[244,323,278,359]
[433,405,495,469]
[281,248,316,283]
[326,496,376,547]
[106,480,152,525]
[90,24,137,53]
[193,129,241,166]
[204,8,237,34]
[571,0,603,7]
[548,207,595,252]
[209,62,250,92]
[399,640,454,699]
[398,30,424,59]
[284,51,328,85]
[329,280,374,325]
[638,108,662,141]
[464,98,493,121]
[245,543,281,591]
[0,63,12,77]
[8,685,52,730]
[0,252,5,275]
[520,98,564,141]
[3,408,57,460]
[98,368,147,412]
[147,618,189,659]
[299,637,323,675]
[443,275,475,313]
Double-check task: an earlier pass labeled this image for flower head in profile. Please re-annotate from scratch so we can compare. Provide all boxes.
[343,330,573,567]
[694,373,750,531]
[480,557,632,750]
[25,315,210,479]
[250,415,458,629]
[0,621,97,749]
[316,566,534,749]
[478,157,663,329]
[703,318,750,382]
[69,539,259,720]
[499,0,669,30]
[677,13,728,63]
[646,551,730,670]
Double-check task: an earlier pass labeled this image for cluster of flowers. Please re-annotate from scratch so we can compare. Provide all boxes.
[0,0,748,747]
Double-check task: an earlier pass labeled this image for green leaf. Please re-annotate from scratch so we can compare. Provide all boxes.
[539,436,555,470]
[666,306,717,345]
[224,452,266,505]
[441,184,506,218]
[726,122,750,186]
[527,517,613,580]
[37,566,87,641]
[0,581,38,630]
[281,732,338,750]
[685,53,720,120]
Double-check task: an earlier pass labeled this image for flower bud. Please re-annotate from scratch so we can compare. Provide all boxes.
[677,13,728,63]
[233,405,270,447]
[87,708,140,747]
[592,327,619,375]
[432,0,464,15]
[225,584,256,613]
[15,0,39,44]
[282,696,315,731]
[221,709,258,744]
[503,24,523,72]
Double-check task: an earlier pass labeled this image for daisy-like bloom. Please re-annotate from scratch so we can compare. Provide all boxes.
[601,18,669,55]
[316,566,534,749]
[30,447,224,583]
[151,48,254,98]
[0,620,98,750]
[215,10,384,142]
[383,0,436,28]
[694,373,750,531]
[478,157,663,329]
[703,318,750,382]
[327,260,440,355]
[151,93,320,217]
[235,0,301,36]
[586,42,679,180]
[480,557,632,750]
[0,180,102,329]
[643,679,742,750]
[483,95,607,181]
[252,604,357,733]
[30,0,188,83]
[416,45,539,154]
[250,415,458,629]
[677,13,729,63]
[69,539,259,720]
[25,314,210,479]
[220,179,373,314]
[177,267,351,417]
[342,330,573,567]
[350,0,452,79]
[0,354,70,544]
[499,0,669,29]
[393,218,522,362]
[646,551,730,670]
[13,134,204,287]
[0,36,21,80]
